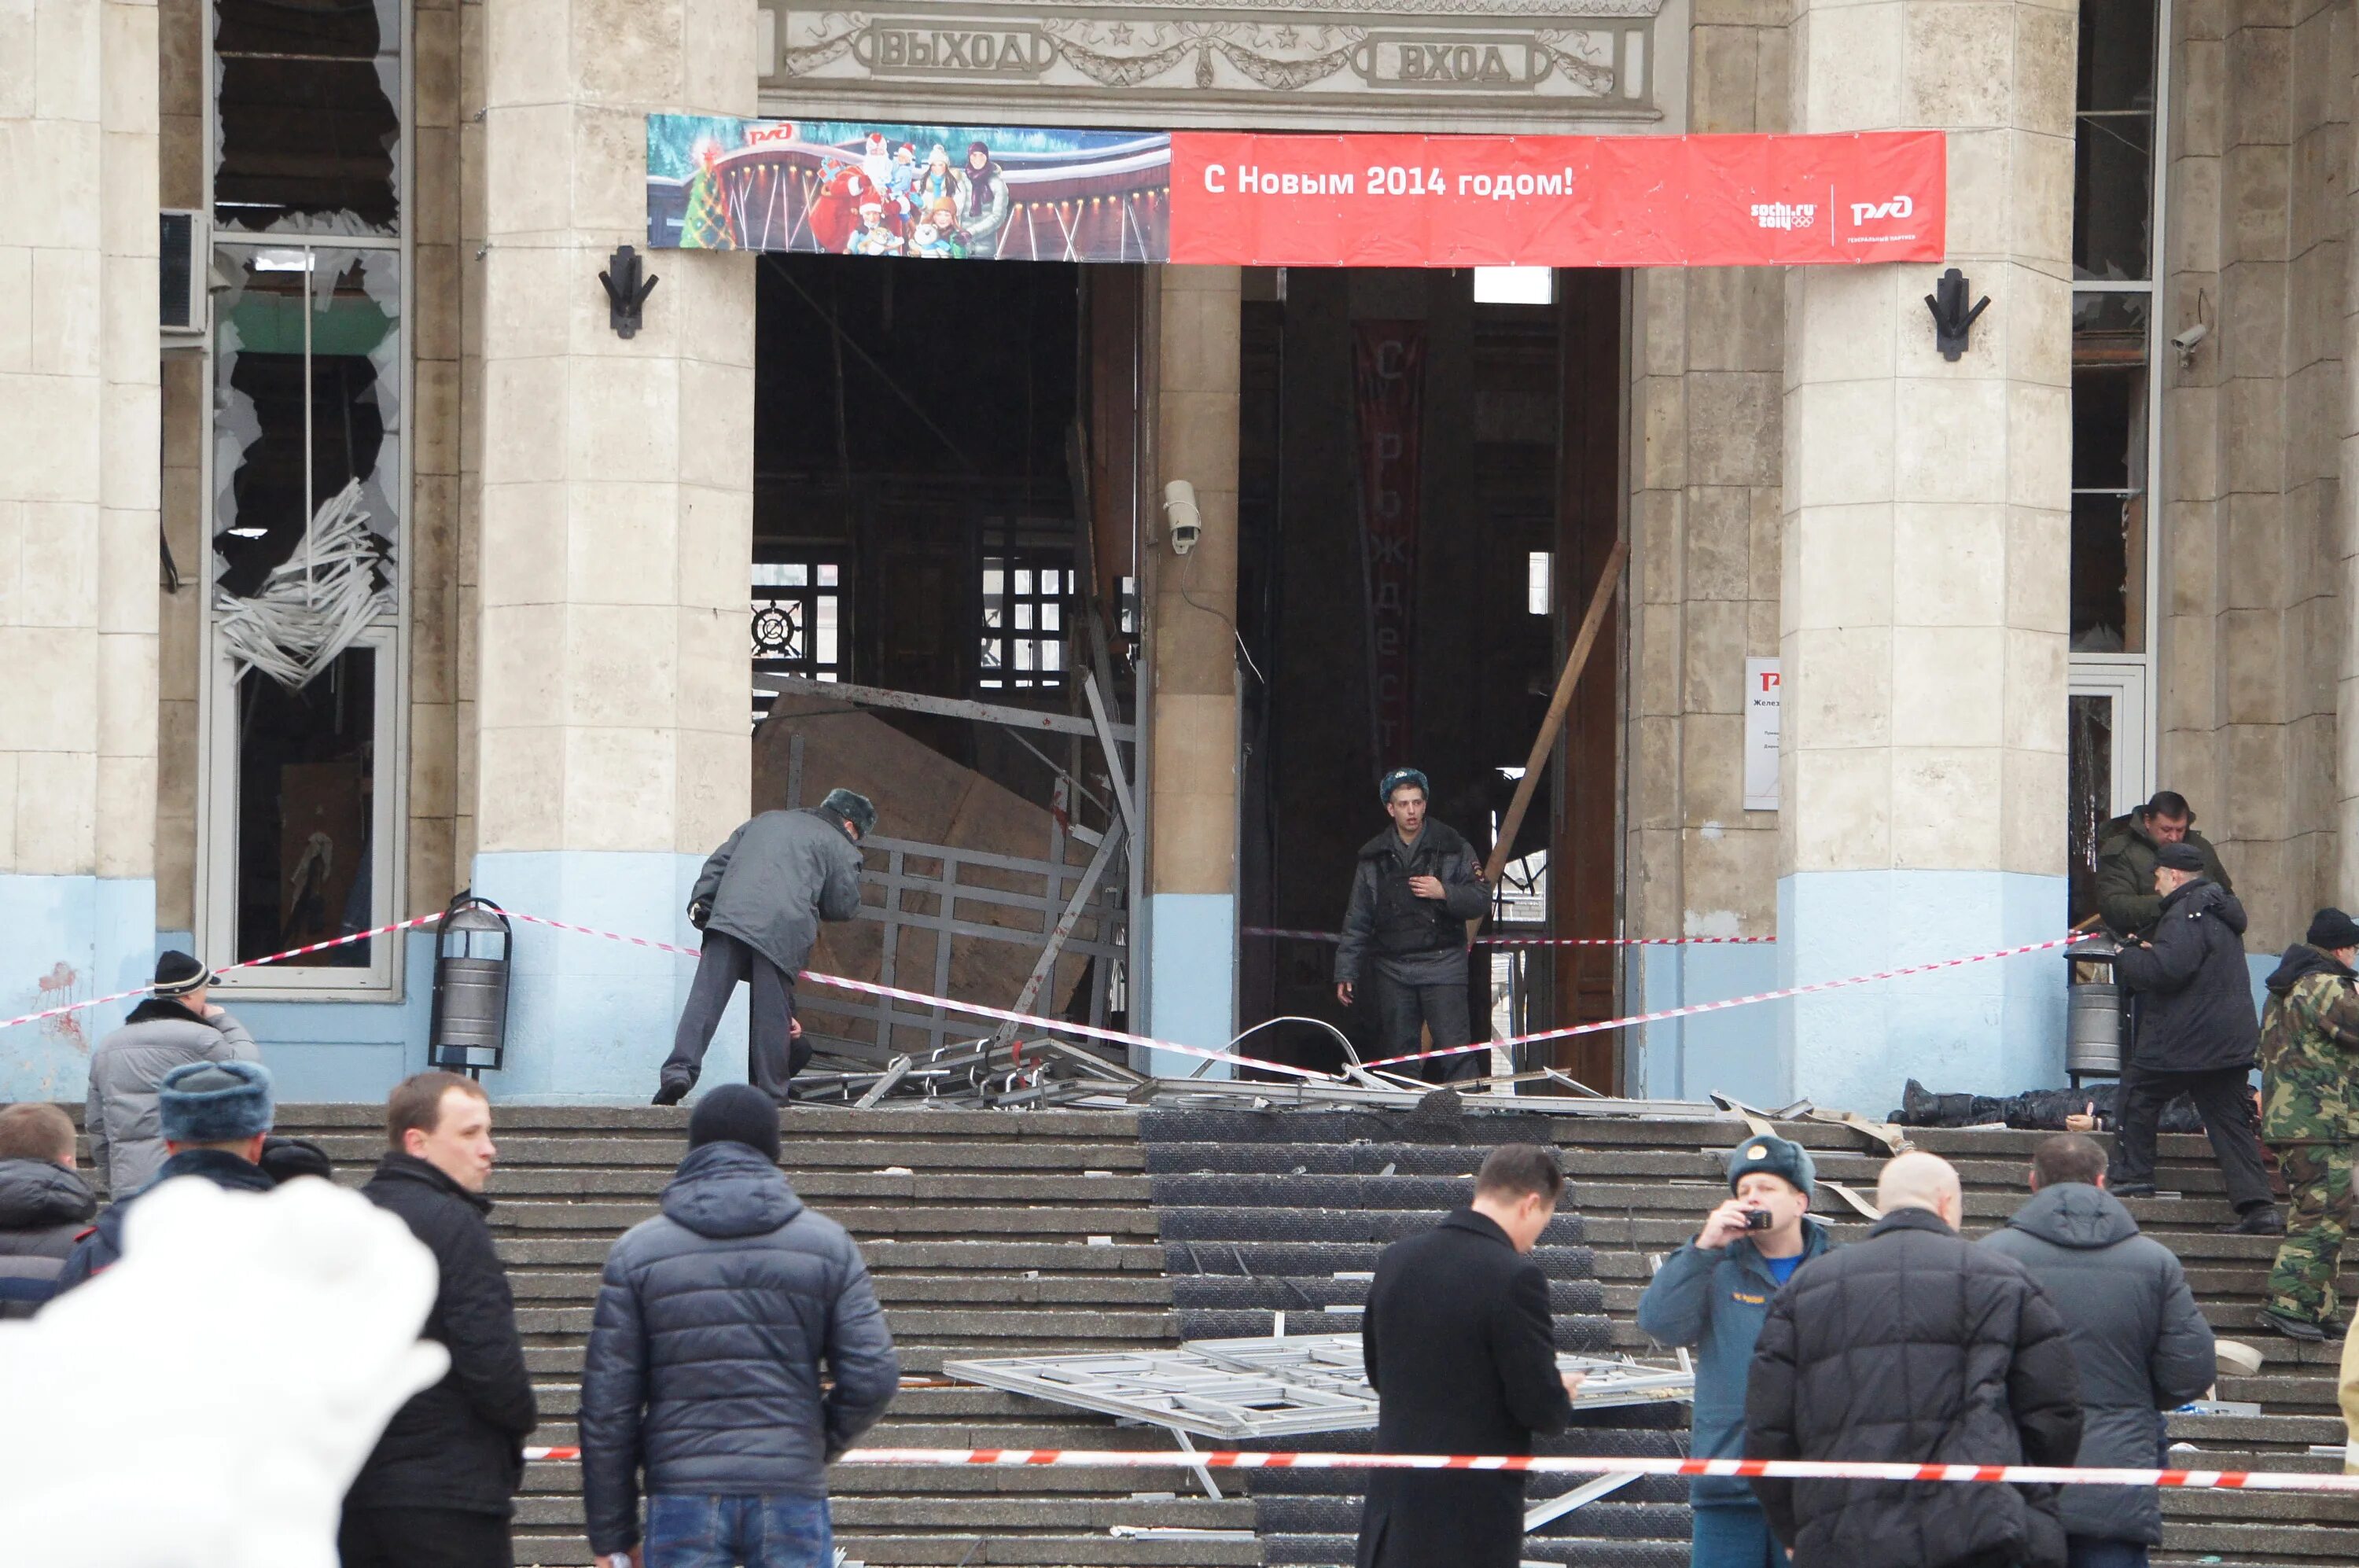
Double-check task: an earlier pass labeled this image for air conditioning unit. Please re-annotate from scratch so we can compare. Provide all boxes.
[160,209,205,336]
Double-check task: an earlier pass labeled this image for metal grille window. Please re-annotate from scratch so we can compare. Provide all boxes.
[752,561,845,723]
[980,554,1069,692]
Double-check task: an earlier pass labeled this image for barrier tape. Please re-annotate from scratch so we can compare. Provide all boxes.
[515,1445,2359,1493]
[502,912,1334,1083]
[0,911,449,1034]
[1360,932,2084,1071]
[1247,926,1774,947]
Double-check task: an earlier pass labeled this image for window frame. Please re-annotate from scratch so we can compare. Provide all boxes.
[194,3,413,999]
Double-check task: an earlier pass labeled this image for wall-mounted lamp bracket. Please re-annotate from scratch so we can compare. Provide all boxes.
[598,245,660,339]
[1923,267,1990,363]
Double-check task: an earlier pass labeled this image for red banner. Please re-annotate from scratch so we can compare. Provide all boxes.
[1168,131,1945,267]
[1352,323,1424,766]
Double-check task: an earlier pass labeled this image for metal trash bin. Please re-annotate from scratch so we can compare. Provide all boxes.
[429,893,513,1077]
[2065,936,2121,1085]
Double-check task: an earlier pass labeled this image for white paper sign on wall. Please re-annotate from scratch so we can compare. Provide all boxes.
[1743,657,1780,812]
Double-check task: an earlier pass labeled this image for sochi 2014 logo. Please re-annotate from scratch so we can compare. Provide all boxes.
[1750,202,1816,230]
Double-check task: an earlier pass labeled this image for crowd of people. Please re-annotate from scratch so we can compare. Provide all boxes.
[1,1057,896,1568]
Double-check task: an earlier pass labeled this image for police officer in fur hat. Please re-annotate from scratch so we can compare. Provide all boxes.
[53,1059,278,1293]
[1335,767,1491,1082]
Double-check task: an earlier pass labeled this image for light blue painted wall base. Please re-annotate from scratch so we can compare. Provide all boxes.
[0,875,155,1101]
[471,851,744,1103]
[1627,940,1783,1104]
[1777,869,2068,1113]
[1146,892,1235,1079]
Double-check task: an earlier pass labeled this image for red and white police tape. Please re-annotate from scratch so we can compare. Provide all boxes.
[1247,927,1775,947]
[0,911,451,1035]
[1357,930,2085,1071]
[513,1445,2359,1493]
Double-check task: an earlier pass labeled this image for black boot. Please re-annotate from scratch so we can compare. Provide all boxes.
[651,1075,692,1107]
[2221,1205,2285,1236]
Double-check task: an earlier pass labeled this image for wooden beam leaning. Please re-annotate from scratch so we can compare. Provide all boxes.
[1470,538,1629,940]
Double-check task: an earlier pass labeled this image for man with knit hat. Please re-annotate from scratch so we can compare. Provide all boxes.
[84,951,258,1198]
[659,789,877,1107]
[582,1084,898,1567]
[2257,907,2359,1340]
[53,1058,277,1291]
[1637,1132,1833,1567]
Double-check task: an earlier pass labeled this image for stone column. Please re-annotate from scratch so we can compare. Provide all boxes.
[469,0,757,1099]
[1143,265,1242,1069]
[0,0,160,1095]
[1776,0,2075,1108]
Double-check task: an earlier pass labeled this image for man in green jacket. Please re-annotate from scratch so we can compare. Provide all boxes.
[2096,790,2233,939]
[2258,907,2359,1341]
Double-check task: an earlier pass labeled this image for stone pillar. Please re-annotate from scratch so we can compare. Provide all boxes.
[1776,0,2075,1108]
[469,0,757,1099]
[0,0,160,1095]
[1143,266,1242,1070]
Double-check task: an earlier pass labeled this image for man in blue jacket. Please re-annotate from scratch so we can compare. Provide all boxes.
[1637,1133,1832,1568]
[580,1084,899,1567]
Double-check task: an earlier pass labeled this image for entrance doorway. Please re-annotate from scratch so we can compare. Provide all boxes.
[1234,267,1625,1088]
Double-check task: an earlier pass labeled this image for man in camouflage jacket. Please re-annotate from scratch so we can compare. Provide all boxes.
[2258,907,2359,1340]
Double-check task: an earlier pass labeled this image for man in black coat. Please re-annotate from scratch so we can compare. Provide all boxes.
[1981,1135,2214,1568]
[1356,1143,1580,1568]
[581,1084,899,1566]
[1335,767,1492,1082]
[340,1071,539,1568]
[2109,841,2281,1234]
[0,1102,98,1319]
[659,789,874,1106]
[1745,1151,2085,1568]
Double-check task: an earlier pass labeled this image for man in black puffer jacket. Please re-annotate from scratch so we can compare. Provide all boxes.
[2109,841,2280,1233]
[1335,767,1491,1081]
[341,1072,539,1568]
[582,1085,899,1567]
[1745,1152,2084,1568]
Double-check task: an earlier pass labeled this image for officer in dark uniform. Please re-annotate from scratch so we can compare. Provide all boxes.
[1334,767,1491,1080]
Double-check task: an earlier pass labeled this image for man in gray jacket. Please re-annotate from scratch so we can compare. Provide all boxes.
[657,790,874,1106]
[580,1085,899,1567]
[85,951,259,1195]
[1982,1132,2216,1568]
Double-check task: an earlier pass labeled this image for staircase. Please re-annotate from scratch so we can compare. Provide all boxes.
[169,1100,2359,1567]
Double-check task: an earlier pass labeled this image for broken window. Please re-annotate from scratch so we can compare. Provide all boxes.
[213,0,402,236]
[205,244,403,985]
[752,558,847,724]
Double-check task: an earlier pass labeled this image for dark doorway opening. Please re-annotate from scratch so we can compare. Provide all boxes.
[1235,267,1625,1089]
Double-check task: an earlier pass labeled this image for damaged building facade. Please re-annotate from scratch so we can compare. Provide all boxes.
[0,0,2322,1113]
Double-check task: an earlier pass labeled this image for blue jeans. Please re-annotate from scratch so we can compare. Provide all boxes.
[1691,1501,1787,1568]
[645,1493,833,1568]
[2066,1538,2148,1568]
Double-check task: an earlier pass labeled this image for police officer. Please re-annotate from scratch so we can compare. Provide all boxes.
[1334,767,1490,1081]
[2258,908,2359,1340]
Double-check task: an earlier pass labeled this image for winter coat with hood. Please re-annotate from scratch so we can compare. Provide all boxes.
[2259,944,2359,1143]
[0,1157,98,1319]
[84,997,259,1197]
[344,1152,539,1518]
[1980,1182,2214,1545]
[689,807,865,979]
[2096,811,2235,937]
[2111,878,2260,1075]
[1334,819,1489,988]
[1743,1206,2085,1568]
[578,1141,900,1558]
[1636,1217,1837,1508]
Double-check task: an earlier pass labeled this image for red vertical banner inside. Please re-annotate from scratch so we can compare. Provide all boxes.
[1352,322,1425,767]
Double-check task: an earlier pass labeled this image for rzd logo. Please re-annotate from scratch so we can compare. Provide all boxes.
[1849,194,1914,225]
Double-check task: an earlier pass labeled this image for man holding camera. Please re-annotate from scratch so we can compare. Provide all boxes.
[1636,1135,1831,1568]
[1334,767,1491,1082]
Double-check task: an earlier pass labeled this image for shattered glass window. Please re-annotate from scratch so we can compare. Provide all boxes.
[235,645,380,966]
[214,0,402,235]
[212,244,401,599]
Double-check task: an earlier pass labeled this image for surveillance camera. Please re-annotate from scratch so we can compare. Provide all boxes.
[2171,322,2209,353]
[1162,480,1202,557]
